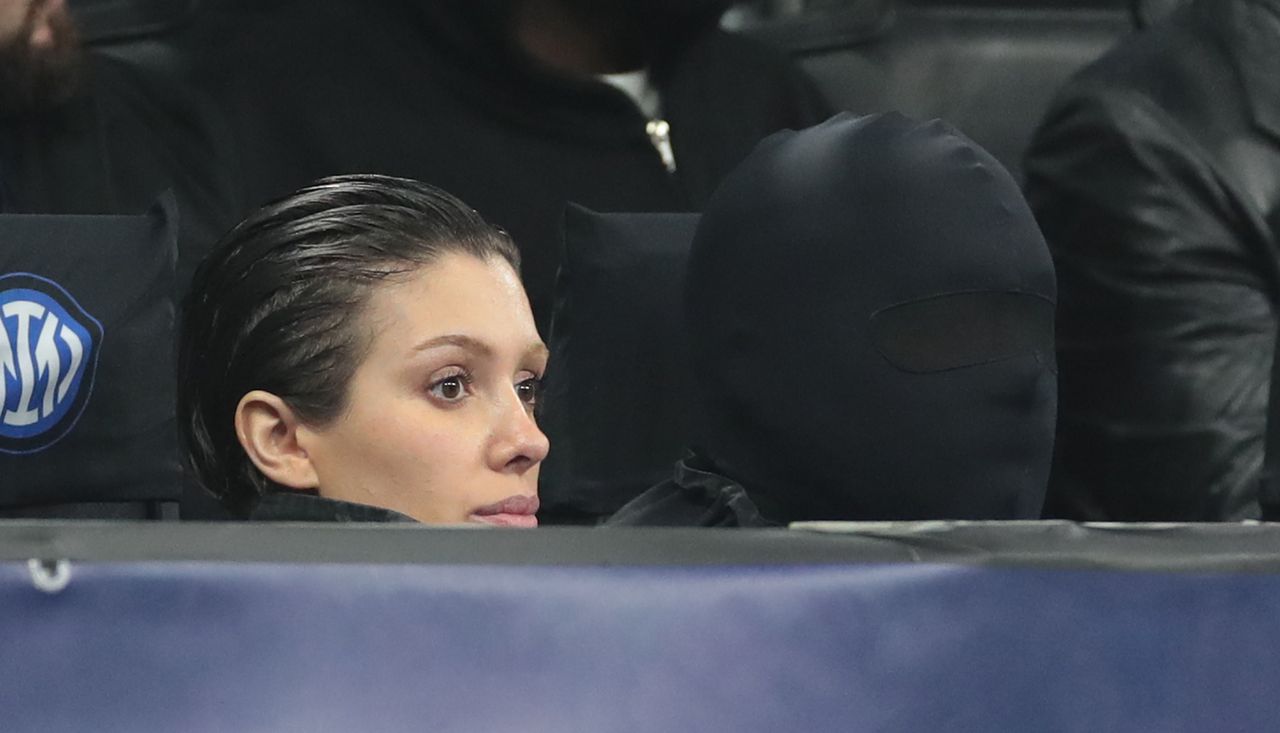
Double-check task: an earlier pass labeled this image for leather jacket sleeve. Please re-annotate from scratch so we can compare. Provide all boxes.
[1024,83,1273,521]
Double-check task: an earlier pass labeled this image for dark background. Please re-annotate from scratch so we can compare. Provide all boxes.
[66,0,1164,180]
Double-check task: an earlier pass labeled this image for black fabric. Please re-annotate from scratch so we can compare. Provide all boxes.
[0,52,238,293]
[1263,317,1280,521]
[870,291,1056,374]
[1023,0,1280,521]
[185,0,832,336]
[69,0,197,44]
[0,500,175,519]
[0,197,180,513]
[540,206,700,519]
[249,492,416,524]
[616,113,1057,526]
[1132,0,1193,28]
[605,454,775,527]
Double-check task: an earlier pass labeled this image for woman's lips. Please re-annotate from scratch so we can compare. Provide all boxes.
[469,495,539,528]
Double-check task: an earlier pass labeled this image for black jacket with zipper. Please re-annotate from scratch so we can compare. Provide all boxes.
[188,0,832,333]
[1023,0,1280,520]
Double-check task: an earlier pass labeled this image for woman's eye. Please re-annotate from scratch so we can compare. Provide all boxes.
[429,373,472,403]
[516,377,542,406]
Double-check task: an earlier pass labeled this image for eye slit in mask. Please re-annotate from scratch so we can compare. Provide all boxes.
[869,291,1056,374]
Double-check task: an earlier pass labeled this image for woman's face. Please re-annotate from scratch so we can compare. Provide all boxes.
[299,253,549,526]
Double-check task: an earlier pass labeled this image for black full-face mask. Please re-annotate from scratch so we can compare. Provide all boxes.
[686,112,1057,522]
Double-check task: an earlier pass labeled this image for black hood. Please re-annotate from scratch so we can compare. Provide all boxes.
[686,112,1057,522]
[400,0,740,146]
[412,0,735,82]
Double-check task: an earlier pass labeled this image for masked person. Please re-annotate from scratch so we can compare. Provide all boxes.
[608,113,1058,527]
[0,0,236,289]
[188,0,832,339]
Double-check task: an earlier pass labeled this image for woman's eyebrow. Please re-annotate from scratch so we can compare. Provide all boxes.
[412,335,547,363]
[411,334,493,357]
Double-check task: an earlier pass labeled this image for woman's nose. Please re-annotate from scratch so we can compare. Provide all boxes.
[488,392,550,474]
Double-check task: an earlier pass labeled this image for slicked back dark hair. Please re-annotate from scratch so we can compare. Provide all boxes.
[178,174,519,516]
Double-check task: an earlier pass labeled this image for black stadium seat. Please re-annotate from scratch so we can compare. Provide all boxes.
[742,0,1133,180]
[0,200,182,519]
[540,208,702,521]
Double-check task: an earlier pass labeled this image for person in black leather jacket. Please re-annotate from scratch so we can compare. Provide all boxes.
[1023,0,1280,521]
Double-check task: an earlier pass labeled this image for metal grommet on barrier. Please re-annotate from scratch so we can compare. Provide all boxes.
[27,558,72,594]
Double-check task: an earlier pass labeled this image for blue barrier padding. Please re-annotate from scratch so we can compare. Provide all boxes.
[2,561,1278,732]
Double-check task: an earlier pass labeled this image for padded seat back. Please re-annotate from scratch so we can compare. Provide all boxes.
[743,0,1133,179]
[0,199,180,518]
[539,207,701,520]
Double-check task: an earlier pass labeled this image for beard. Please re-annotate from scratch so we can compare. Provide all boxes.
[0,0,83,120]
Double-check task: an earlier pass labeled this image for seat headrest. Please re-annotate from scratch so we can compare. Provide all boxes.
[0,196,180,512]
[538,205,701,518]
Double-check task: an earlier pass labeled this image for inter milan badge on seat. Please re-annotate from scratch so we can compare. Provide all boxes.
[0,273,103,454]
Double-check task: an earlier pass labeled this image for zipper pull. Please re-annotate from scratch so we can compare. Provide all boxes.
[646,119,678,174]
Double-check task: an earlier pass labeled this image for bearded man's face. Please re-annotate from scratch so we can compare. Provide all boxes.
[0,0,82,118]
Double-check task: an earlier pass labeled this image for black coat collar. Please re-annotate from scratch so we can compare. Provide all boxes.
[250,492,417,523]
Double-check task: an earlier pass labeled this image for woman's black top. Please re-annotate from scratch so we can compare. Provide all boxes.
[249,493,415,523]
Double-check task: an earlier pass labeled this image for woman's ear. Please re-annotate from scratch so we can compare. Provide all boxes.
[234,390,320,490]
